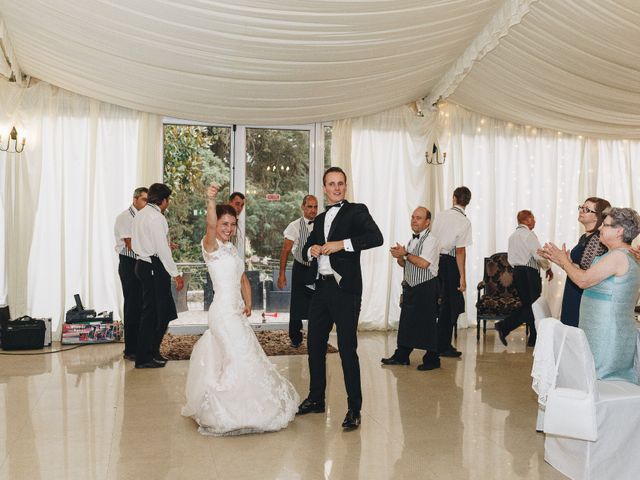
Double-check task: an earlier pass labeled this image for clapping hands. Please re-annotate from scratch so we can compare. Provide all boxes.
[538,242,570,268]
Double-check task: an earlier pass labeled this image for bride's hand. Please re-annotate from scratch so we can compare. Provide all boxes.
[207,183,219,200]
[243,304,251,316]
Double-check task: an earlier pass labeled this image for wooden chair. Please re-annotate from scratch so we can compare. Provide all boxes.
[475,252,522,340]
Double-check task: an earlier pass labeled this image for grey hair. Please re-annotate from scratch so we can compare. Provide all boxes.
[133,186,148,198]
[605,207,640,244]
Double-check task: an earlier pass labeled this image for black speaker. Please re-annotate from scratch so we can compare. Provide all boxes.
[1,316,46,350]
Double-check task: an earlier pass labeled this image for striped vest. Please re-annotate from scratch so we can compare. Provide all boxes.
[292,217,312,266]
[517,225,540,270]
[120,206,137,259]
[404,230,436,287]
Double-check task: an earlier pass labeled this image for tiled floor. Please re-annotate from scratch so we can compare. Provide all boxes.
[0,327,566,480]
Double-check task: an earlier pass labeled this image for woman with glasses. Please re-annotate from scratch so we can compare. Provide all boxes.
[540,207,640,383]
[559,198,611,327]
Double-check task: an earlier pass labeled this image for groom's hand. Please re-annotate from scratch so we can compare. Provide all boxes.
[310,245,323,258]
[321,241,344,255]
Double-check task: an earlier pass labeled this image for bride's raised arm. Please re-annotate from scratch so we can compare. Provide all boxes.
[203,183,219,253]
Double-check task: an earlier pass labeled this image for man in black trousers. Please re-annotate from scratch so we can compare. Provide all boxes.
[296,167,383,430]
[114,186,148,360]
[132,183,184,368]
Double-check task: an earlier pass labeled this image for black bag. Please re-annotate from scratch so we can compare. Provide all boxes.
[65,294,97,323]
[1,316,46,350]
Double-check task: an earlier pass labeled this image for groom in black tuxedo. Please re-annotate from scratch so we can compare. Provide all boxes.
[296,167,383,430]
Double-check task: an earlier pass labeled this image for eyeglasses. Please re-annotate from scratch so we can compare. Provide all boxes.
[601,222,616,228]
[578,205,597,214]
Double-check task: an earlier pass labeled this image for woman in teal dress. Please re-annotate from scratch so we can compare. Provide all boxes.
[541,207,640,383]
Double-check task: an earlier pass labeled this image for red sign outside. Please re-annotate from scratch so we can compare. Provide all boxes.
[265,193,281,201]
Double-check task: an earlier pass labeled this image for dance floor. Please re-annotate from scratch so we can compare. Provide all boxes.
[0,327,566,480]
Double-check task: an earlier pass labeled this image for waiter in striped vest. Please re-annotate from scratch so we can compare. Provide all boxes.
[277,195,319,347]
[382,207,441,370]
[114,186,148,361]
[495,210,553,347]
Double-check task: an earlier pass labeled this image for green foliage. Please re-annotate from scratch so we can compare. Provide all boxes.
[163,125,313,279]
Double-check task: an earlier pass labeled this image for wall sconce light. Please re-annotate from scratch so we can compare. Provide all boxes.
[0,126,26,153]
[426,143,446,165]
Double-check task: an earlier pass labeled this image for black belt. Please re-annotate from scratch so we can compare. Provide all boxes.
[318,274,335,281]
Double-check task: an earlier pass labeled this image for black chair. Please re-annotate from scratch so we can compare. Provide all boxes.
[475,252,522,341]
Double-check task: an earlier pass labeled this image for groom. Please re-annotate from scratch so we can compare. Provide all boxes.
[297,167,383,430]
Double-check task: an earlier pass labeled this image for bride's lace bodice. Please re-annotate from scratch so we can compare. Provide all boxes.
[202,239,244,314]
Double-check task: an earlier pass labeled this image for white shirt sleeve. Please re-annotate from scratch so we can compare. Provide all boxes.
[153,216,180,277]
[419,236,439,265]
[456,221,473,248]
[343,239,354,252]
[283,220,298,241]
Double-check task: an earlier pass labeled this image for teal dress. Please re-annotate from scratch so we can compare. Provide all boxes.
[579,249,640,384]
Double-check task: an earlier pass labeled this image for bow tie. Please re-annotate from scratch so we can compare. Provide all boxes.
[307,220,314,225]
[326,201,344,210]
[412,233,420,239]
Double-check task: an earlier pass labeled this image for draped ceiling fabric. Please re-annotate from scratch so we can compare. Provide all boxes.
[0,0,504,125]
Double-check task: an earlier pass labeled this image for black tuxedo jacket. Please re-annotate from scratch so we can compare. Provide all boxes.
[301,200,383,295]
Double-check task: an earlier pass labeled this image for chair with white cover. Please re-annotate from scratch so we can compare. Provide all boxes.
[531,317,640,480]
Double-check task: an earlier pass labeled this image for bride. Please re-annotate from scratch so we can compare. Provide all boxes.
[182,184,299,435]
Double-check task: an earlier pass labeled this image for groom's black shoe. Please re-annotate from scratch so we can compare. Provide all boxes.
[341,410,361,430]
[297,398,325,415]
[135,360,165,369]
[381,356,410,366]
[153,355,168,365]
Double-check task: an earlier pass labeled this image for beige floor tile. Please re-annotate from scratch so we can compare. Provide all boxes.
[0,328,573,479]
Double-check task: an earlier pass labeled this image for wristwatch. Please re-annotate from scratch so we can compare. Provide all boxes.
[403,253,409,262]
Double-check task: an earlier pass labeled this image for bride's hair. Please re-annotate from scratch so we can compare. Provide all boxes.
[216,204,237,219]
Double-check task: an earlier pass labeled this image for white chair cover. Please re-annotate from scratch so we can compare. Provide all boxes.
[532,319,640,480]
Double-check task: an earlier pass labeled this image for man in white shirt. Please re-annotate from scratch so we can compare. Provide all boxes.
[132,183,184,369]
[430,186,473,358]
[382,207,441,370]
[277,195,318,347]
[114,186,148,360]
[296,167,383,431]
[496,210,553,347]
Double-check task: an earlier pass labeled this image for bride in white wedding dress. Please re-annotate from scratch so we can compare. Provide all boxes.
[182,184,299,436]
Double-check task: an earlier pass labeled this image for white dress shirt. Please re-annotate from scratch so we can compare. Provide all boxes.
[507,224,550,270]
[131,204,180,277]
[430,206,473,255]
[314,203,353,281]
[114,205,136,256]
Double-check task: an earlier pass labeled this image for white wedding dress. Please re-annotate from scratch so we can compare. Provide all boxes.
[181,240,299,436]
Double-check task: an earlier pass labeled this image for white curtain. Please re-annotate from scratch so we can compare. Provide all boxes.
[0,79,162,337]
[332,105,439,330]
[334,102,640,330]
[434,103,640,324]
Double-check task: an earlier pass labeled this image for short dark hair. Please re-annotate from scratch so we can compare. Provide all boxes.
[133,187,148,198]
[147,183,172,205]
[302,195,317,206]
[322,167,347,185]
[584,197,611,231]
[453,186,472,207]
[216,204,237,219]
[229,192,245,202]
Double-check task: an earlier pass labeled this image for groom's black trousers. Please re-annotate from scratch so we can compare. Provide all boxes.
[307,275,362,412]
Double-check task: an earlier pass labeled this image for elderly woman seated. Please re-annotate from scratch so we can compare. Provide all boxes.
[540,207,640,384]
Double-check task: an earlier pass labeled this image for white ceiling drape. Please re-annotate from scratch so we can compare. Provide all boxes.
[0,0,504,125]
